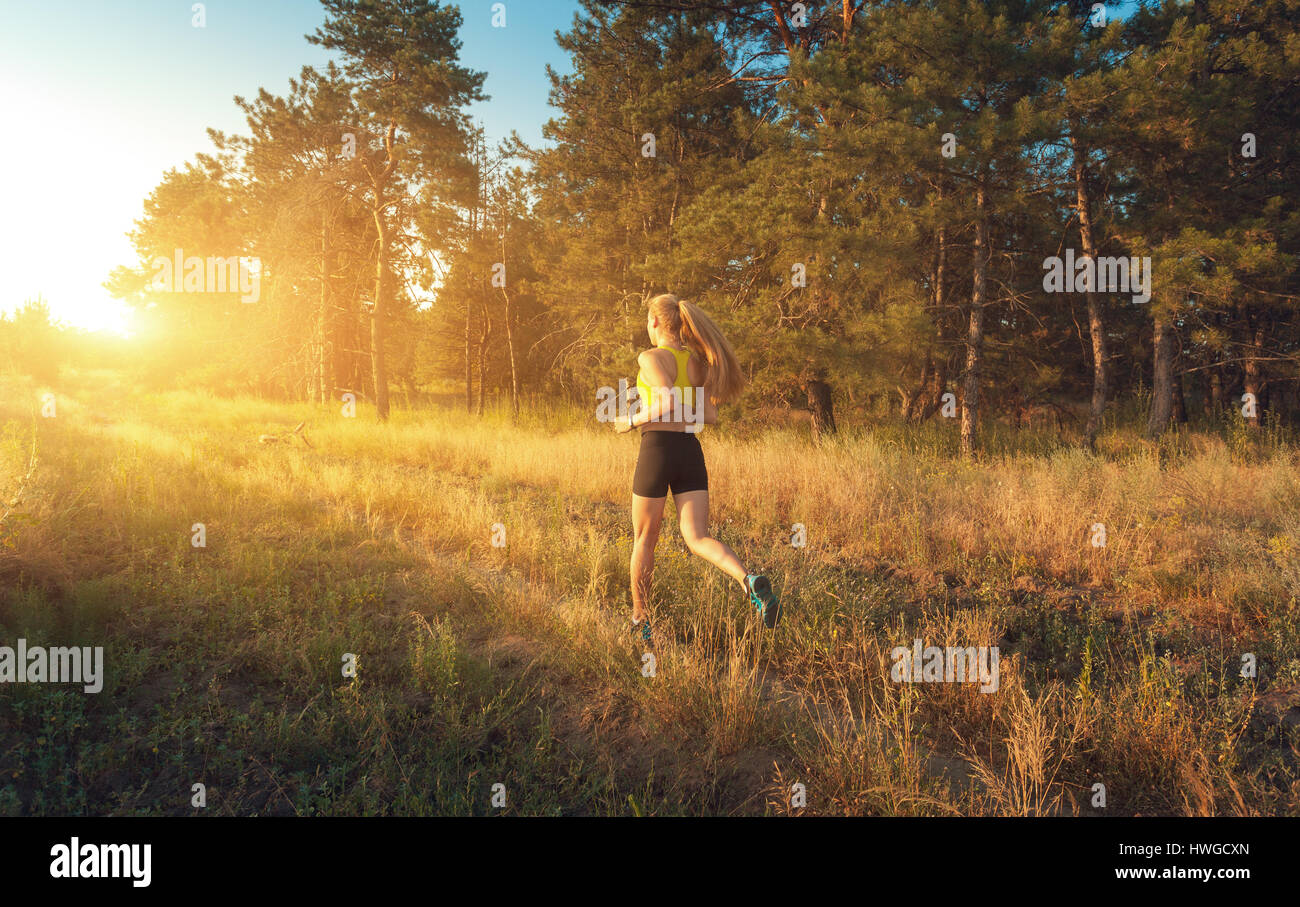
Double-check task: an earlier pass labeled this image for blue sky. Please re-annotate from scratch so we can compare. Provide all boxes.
[0,0,580,333]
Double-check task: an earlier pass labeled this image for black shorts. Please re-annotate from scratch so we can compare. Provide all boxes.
[632,430,709,498]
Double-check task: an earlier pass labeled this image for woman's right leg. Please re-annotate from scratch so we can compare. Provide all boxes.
[674,489,747,585]
[631,493,667,622]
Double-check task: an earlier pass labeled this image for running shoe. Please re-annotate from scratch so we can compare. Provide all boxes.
[745,574,781,628]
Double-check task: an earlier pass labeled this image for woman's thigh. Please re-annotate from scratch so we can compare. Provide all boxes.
[632,493,667,543]
[673,489,709,545]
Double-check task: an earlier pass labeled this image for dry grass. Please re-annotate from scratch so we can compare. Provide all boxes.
[1,368,1297,815]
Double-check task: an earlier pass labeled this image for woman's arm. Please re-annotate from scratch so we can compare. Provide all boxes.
[692,378,718,425]
[615,350,676,432]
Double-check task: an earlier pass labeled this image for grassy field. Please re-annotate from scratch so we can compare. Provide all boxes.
[1,368,1298,816]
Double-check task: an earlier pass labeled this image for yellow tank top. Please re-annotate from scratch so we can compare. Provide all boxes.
[636,345,699,427]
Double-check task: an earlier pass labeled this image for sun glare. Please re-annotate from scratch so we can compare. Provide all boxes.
[0,77,150,341]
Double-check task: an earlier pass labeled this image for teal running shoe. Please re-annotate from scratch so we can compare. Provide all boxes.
[631,619,652,647]
[745,574,781,628]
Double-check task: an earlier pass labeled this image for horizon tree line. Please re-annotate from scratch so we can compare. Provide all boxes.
[73,0,1300,456]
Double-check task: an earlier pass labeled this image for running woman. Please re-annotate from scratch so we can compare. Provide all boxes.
[614,293,780,646]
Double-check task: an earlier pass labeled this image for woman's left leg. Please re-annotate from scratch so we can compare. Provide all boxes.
[630,493,667,623]
[674,489,747,587]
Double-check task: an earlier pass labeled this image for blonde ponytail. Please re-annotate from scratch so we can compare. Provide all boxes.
[647,293,746,404]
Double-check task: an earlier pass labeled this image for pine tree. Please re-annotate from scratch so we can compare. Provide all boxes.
[308,0,485,420]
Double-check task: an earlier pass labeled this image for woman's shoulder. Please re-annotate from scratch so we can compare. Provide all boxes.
[638,347,674,367]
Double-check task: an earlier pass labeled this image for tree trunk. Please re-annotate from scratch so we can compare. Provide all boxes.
[503,289,518,417]
[961,183,988,458]
[356,288,373,399]
[477,292,490,417]
[1243,318,1265,430]
[465,300,474,413]
[903,355,931,422]
[915,221,950,423]
[1073,136,1108,447]
[500,224,519,417]
[920,351,948,422]
[317,211,333,405]
[918,236,950,425]
[1172,368,1187,424]
[805,375,837,441]
[370,209,391,421]
[1145,316,1176,438]
[308,323,321,404]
